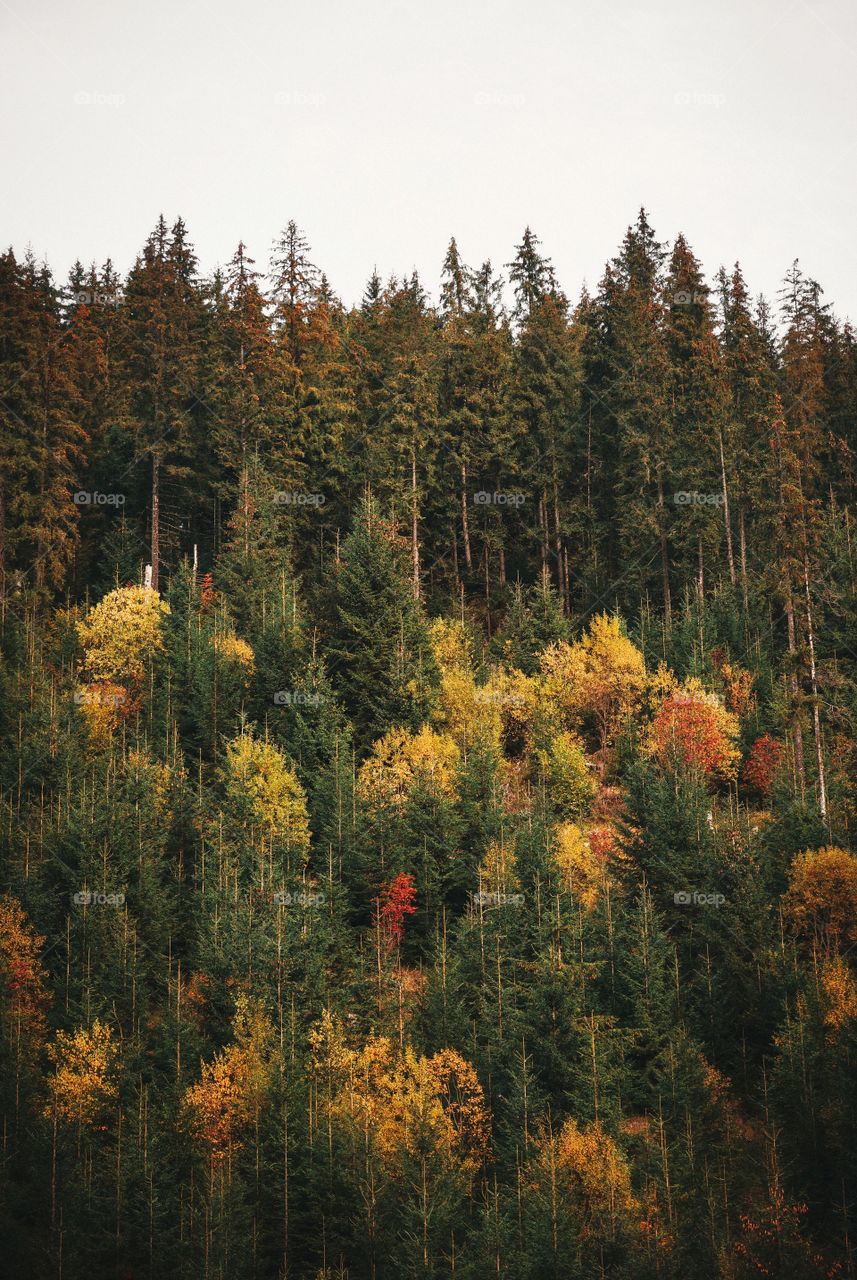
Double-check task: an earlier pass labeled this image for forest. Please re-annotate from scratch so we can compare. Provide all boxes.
[1,209,856,1278]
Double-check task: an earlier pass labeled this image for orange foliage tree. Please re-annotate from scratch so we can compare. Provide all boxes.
[45,1019,119,1130]
[309,1016,490,1179]
[0,894,50,1063]
[646,680,740,782]
[742,733,784,797]
[183,996,276,1164]
[783,846,857,956]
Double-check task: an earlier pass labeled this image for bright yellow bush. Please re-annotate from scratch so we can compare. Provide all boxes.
[45,1019,119,1128]
[541,613,646,749]
[429,617,474,672]
[224,733,311,852]
[820,957,857,1038]
[532,1118,637,1240]
[357,726,460,808]
[213,632,256,678]
[553,822,606,911]
[183,996,276,1162]
[77,586,170,685]
[783,846,857,954]
[310,1016,490,1177]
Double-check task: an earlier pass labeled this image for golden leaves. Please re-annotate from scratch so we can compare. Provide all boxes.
[77,585,170,685]
[783,846,857,955]
[45,1019,119,1128]
[223,732,311,852]
[183,996,276,1163]
[357,726,460,809]
[540,614,647,751]
[309,1013,490,1177]
[0,894,50,1056]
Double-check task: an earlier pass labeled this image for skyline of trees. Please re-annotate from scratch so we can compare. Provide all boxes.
[1,210,856,1278]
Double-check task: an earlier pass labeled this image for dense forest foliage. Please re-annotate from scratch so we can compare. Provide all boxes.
[1,210,857,1279]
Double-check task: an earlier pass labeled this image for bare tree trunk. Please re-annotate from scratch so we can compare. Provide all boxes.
[697,537,704,598]
[803,554,827,819]
[552,478,566,607]
[785,586,807,798]
[151,454,160,592]
[657,473,671,626]
[718,430,736,586]
[461,462,472,572]
[411,447,420,600]
[739,508,750,616]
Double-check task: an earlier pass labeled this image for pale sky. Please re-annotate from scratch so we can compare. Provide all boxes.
[2,0,856,321]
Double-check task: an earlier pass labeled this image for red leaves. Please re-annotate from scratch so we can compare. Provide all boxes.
[742,733,784,797]
[647,687,740,781]
[199,572,217,613]
[376,872,417,951]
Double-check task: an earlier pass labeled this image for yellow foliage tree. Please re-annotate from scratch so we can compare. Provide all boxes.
[223,732,311,855]
[183,996,276,1163]
[820,957,857,1039]
[357,726,460,809]
[45,1019,119,1129]
[531,1117,638,1243]
[783,846,857,955]
[213,632,256,680]
[477,838,521,901]
[540,614,646,751]
[553,822,606,911]
[0,894,50,1062]
[310,1019,490,1178]
[76,585,170,686]
[429,617,474,673]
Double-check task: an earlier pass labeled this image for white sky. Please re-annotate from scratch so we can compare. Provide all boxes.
[2,0,856,321]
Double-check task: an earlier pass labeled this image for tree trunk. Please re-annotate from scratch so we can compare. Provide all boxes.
[657,473,671,626]
[411,447,420,600]
[151,454,160,592]
[803,554,827,819]
[718,430,736,586]
[461,462,472,572]
[739,508,750,616]
[552,477,565,607]
[785,587,806,798]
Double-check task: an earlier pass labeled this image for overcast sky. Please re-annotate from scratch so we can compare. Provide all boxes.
[2,0,856,321]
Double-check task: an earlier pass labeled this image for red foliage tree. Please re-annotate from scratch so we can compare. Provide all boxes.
[648,689,739,781]
[742,733,784,797]
[199,572,217,614]
[377,873,417,951]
